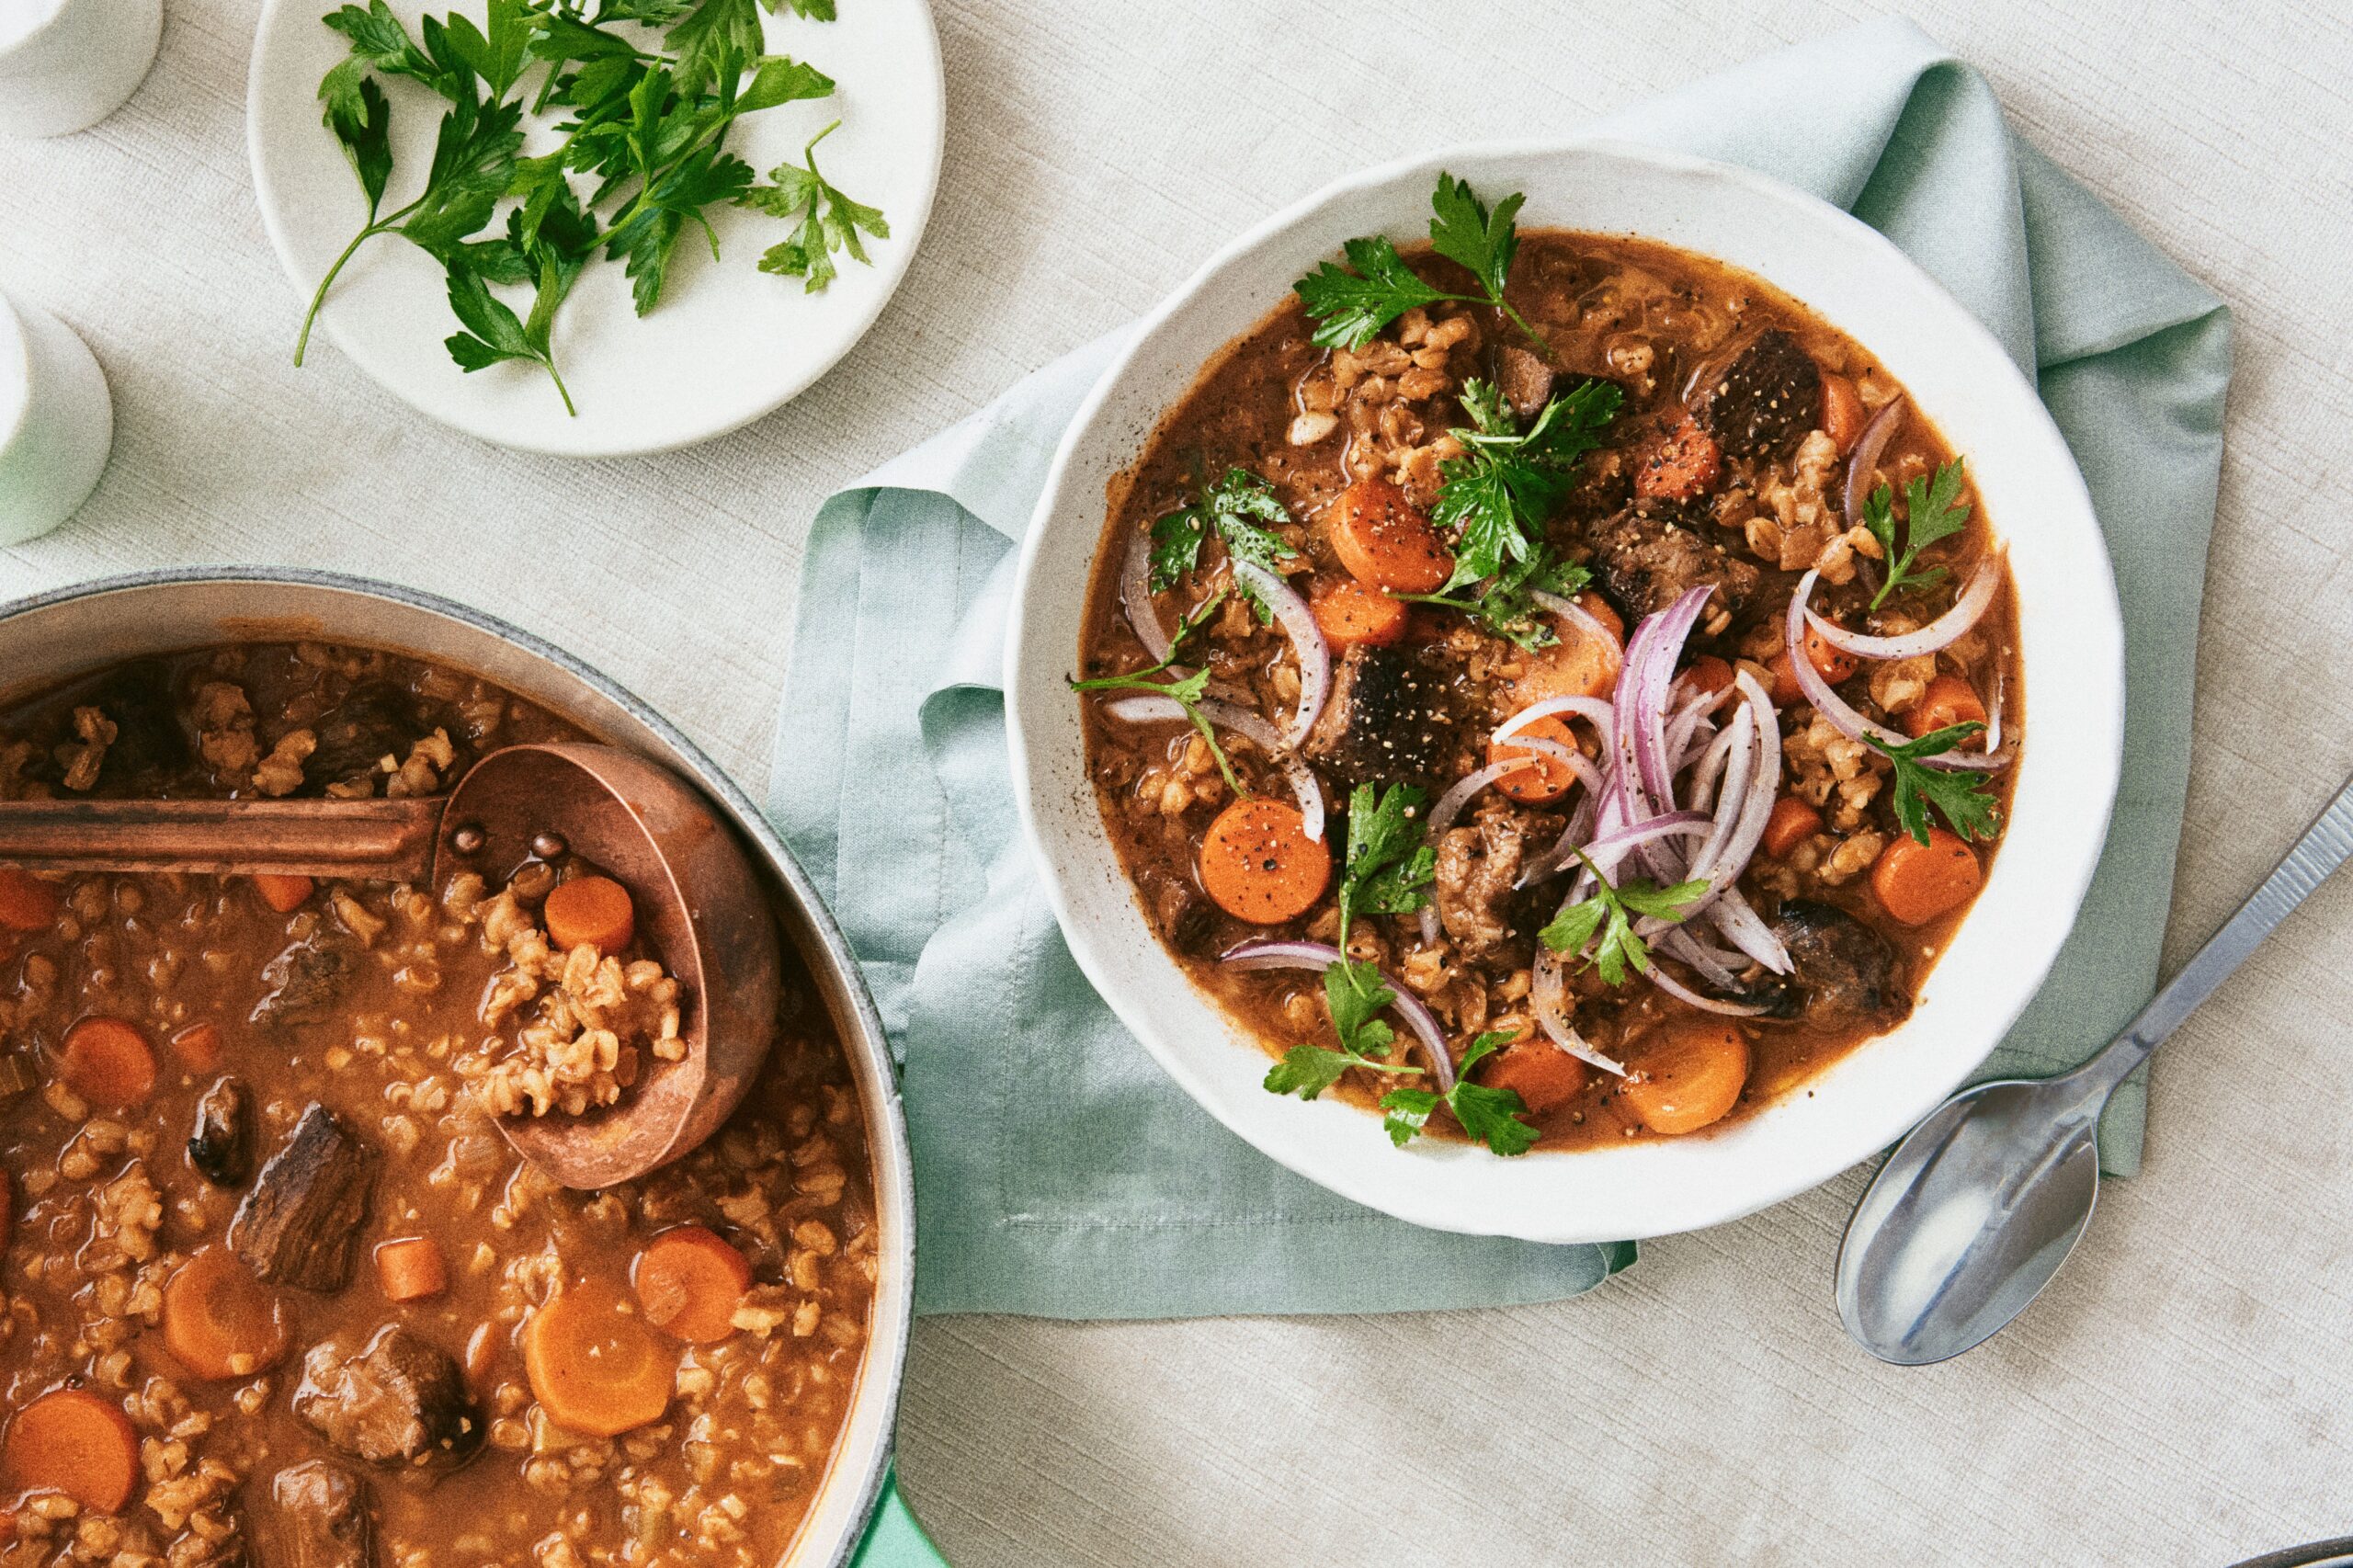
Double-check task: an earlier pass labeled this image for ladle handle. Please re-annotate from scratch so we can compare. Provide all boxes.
[0,796,443,881]
[2082,773,2353,1096]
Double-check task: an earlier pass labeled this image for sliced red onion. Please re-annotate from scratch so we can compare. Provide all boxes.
[1120,527,1174,664]
[1231,560,1332,752]
[1644,959,1768,1017]
[1494,695,1615,739]
[1705,884,1789,976]
[1986,668,2005,756]
[1490,734,1603,796]
[1531,589,1625,665]
[1221,939,1456,1092]
[1531,943,1627,1075]
[1579,811,1711,878]
[1785,571,2012,773]
[1843,394,1905,529]
[1685,722,1745,813]
[1805,560,1999,662]
[1656,926,1745,990]
[1100,695,1324,840]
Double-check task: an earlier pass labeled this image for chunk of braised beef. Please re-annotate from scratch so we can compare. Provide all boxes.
[1583,500,1762,622]
[229,1103,379,1291]
[1303,643,1461,792]
[1751,900,1902,1031]
[296,1325,483,1471]
[1494,345,1555,420]
[251,939,355,1028]
[188,1075,255,1187]
[307,682,445,787]
[273,1460,374,1568]
[1142,868,1219,957]
[1433,800,1537,960]
[1688,327,1822,460]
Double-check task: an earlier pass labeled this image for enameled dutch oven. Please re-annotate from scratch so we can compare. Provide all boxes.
[0,568,945,1568]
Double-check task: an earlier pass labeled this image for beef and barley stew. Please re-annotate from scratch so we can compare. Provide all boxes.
[0,643,874,1567]
[1076,174,2020,1156]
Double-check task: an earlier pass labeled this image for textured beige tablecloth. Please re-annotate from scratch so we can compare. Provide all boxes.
[4,1,2349,1562]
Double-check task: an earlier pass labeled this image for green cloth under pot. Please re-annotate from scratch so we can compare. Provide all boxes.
[769,16,2231,1319]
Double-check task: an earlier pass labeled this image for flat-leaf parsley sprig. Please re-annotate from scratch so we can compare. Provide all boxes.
[1068,591,1247,797]
[301,0,885,415]
[1539,848,1708,987]
[1863,456,1972,608]
[1261,782,1433,1101]
[1379,1030,1540,1156]
[1146,467,1301,622]
[1292,172,1546,351]
[1862,722,2001,845]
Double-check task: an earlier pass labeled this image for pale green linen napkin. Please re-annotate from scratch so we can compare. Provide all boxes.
[770,16,2230,1318]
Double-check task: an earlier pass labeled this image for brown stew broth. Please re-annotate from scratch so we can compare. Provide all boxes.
[1078,231,2020,1150]
[0,643,874,1568]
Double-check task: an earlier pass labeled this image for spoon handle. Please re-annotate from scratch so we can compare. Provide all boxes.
[0,796,442,880]
[2080,774,2353,1095]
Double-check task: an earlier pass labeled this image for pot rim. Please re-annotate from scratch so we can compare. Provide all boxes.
[0,564,915,1568]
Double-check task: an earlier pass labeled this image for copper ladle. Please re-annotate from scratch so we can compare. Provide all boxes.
[0,743,779,1190]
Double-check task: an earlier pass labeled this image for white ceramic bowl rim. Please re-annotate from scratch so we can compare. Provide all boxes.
[1006,137,2125,1244]
[0,567,913,1566]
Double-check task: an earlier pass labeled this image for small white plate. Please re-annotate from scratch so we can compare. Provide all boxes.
[1008,141,2124,1244]
[246,0,942,456]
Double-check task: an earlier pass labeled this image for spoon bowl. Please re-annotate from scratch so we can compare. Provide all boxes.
[440,744,781,1189]
[1835,1074,2102,1364]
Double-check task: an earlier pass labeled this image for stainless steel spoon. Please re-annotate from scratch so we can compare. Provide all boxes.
[1836,774,2353,1365]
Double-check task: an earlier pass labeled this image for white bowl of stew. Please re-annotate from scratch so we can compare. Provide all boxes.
[0,572,922,1566]
[1007,142,2122,1243]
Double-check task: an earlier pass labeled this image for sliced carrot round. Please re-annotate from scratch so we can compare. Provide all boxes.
[375,1236,449,1303]
[169,1023,224,1073]
[4,1388,140,1514]
[253,873,314,914]
[1821,373,1867,453]
[1309,580,1409,650]
[1872,827,1983,926]
[1621,1021,1750,1136]
[1634,412,1722,501]
[0,870,60,933]
[1768,622,1860,706]
[1325,478,1453,594]
[1481,1041,1587,1116]
[543,875,636,956]
[1904,673,1989,740]
[1514,593,1624,704]
[1197,800,1330,925]
[524,1278,676,1437]
[164,1245,290,1381]
[1488,713,1582,804]
[58,1017,156,1109]
[633,1225,752,1345]
[1760,795,1824,859]
[1679,655,1735,699]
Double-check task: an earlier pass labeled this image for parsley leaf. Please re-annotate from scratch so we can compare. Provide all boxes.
[1426,173,1542,347]
[743,117,888,292]
[1292,235,1453,351]
[1429,377,1621,595]
[1866,457,1973,609]
[1264,1043,1357,1101]
[1861,722,2001,845]
[1337,782,1435,926]
[440,185,597,412]
[1291,173,1549,352]
[1539,850,1707,987]
[1380,1031,1538,1155]
[1403,548,1590,651]
[1142,468,1298,618]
